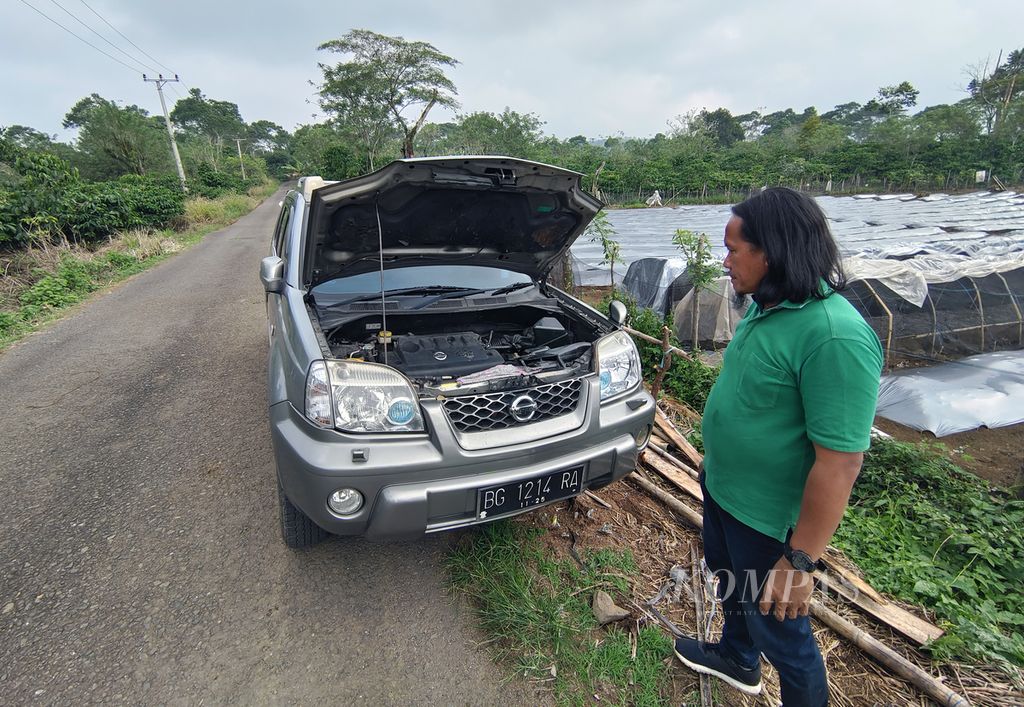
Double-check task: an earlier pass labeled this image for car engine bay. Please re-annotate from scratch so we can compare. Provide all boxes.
[319,303,606,393]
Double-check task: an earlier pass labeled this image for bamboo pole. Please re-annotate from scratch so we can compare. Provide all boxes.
[808,602,969,707]
[690,544,714,707]
[860,279,894,369]
[622,326,693,361]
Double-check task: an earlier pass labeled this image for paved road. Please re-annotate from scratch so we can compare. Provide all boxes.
[0,190,542,705]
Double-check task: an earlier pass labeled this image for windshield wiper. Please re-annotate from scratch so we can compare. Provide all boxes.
[489,281,535,296]
[321,286,477,308]
[410,282,536,310]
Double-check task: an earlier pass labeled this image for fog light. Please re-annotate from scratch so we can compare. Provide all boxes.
[327,488,363,516]
[634,424,652,450]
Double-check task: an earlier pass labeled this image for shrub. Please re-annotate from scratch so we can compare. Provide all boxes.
[187,163,255,199]
[60,176,185,241]
[0,311,20,335]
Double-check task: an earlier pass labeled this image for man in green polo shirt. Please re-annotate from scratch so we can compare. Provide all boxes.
[673,188,883,706]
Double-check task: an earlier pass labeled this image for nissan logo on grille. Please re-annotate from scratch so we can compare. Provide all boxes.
[509,395,537,423]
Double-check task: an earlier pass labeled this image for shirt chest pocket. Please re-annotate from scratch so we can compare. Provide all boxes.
[736,355,791,411]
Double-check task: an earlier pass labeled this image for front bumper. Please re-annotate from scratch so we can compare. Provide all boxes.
[270,375,654,540]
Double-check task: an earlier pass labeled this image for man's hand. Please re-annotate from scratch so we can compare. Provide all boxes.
[758,556,814,621]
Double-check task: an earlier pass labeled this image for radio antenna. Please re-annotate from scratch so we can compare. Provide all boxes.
[375,201,388,365]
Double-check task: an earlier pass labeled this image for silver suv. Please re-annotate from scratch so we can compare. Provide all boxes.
[261,157,654,546]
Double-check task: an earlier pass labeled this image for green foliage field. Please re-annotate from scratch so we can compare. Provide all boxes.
[836,438,1024,672]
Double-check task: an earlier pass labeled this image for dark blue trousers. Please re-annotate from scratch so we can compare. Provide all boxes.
[700,475,829,707]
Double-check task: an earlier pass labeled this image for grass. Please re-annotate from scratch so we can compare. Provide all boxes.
[0,180,277,351]
[448,520,674,706]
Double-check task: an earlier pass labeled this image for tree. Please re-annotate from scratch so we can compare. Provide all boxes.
[585,211,623,287]
[672,229,721,349]
[63,94,170,179]
[872,81,919,116]
[966,49,1024,135]
[0,125,57,152]
[699,108,745,148]
[170,88,247,171]
[246,120,290,154]
[170,88,245,142]
[317,29,459,162]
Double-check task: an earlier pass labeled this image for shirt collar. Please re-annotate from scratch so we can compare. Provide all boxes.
[750,280,834,319]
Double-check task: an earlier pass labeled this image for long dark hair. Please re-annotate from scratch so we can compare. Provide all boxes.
[731,187,845,306]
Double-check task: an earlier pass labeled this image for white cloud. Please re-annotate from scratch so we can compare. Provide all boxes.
[3,0,1023,141]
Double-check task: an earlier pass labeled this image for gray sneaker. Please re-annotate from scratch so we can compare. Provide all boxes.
[674,637,763,695]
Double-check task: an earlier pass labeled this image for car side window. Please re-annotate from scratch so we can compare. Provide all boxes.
[272,195,295,257]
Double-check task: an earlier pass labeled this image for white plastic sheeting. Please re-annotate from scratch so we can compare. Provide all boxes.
[670,276,748,344]
[875,351,1024,436]
[843,253,1024,307]
[570,190,1024,286]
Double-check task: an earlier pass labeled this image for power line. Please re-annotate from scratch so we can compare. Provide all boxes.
[47,0,156,73]
[17,0,141,75]
[77,0,177,76]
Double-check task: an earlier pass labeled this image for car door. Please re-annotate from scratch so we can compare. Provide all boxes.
[266,193,298,405]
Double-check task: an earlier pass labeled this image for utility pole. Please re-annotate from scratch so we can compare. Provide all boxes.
[231,138,246,181]
[144,74,188,192]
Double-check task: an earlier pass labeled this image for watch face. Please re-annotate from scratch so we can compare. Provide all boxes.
[787,547,815,572]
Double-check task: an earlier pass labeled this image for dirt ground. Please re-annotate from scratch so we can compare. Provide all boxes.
[873,417,1024,492]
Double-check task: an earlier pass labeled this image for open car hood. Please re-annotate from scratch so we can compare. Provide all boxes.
[303,157,603,288]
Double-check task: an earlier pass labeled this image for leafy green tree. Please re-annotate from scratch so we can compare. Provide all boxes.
[672,229,721,348]
[585,210,623,287]
[317,29,459,162]
[63,94,170,180]
[0,125,57,152]
[871,81,919,116]
[246,119,290,154]
[170,88,245,142]
[967,49,1024,134]
[420,108,543,158]
[170,88,248,173]
[699,108,745,148]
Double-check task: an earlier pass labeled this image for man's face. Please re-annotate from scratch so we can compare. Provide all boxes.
[723,215,768,296]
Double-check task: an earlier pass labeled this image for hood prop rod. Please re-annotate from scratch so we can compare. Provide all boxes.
[375,200,388,366]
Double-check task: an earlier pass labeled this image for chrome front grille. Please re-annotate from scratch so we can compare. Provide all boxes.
[442,378,583,433]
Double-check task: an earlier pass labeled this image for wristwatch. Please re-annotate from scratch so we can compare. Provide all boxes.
[783,543,817,573]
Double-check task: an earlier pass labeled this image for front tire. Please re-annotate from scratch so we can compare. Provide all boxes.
[278,482,328,548]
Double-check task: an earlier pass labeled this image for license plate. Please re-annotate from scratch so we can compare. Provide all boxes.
[476,467,584,520]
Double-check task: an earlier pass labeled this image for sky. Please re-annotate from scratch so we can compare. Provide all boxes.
[4,0,1023,143]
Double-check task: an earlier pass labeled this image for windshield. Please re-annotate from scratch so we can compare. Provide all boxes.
[310,265,532,298]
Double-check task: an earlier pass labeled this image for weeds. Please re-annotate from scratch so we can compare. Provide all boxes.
[836,437,1024,673]
[448,521,673,705]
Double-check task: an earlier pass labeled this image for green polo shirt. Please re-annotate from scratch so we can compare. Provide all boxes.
[701,288,883,542]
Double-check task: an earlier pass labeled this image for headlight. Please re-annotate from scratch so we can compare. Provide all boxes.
[303,360,425,432]
[596,330,642,401]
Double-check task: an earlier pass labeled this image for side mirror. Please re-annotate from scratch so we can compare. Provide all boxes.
[608,300,627,326]
[260,256,286,294]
